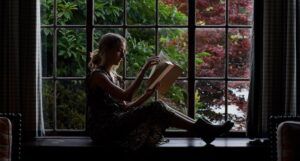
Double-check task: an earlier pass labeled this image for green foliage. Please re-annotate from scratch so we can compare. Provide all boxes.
[57,29,86,76]
[56,80,86,129]
[158,1,187,25]
[94,0,123,24]
[126,37,154,76]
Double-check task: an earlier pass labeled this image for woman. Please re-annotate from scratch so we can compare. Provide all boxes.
[86,33,234,151]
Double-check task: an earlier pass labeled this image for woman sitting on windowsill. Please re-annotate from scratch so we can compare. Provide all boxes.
[86,33,234,151]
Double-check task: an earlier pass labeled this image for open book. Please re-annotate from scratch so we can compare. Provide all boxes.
[147,51,183,94]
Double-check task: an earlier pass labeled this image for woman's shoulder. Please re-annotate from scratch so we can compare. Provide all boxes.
[87,68,108,85]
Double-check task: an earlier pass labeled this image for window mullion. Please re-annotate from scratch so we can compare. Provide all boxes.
[86,0,93,133]
[155,0,158,100]
[188,0,195,118]
[225,0,229,121]
[123,0,127,82]
[53,0,58,132]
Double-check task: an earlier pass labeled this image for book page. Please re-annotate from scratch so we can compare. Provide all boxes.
[147,50,183,93]
[149,51,169,78]
[148,62,173,89]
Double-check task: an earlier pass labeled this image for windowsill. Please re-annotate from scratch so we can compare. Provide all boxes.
[43,129,248,137]
[22,137,269,161]
[24,136,267,148]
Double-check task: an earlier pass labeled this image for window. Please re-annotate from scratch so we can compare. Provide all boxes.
[41,0,253,135]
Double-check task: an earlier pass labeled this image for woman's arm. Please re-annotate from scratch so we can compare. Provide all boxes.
[124,56,160,101]
[123,85,157,109]
[91,72,131,101]
[89,56,159,102]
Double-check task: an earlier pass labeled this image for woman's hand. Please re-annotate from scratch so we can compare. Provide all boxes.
[144,83,160,97]
[122,83,160,110]
[143,55,160,70]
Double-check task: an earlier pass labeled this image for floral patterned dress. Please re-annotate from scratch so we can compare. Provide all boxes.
[87,66,173,151]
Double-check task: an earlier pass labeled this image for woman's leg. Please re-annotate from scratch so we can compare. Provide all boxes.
[162,102,196,123]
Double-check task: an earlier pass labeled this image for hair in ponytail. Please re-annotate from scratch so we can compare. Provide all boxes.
[88,33,126,71]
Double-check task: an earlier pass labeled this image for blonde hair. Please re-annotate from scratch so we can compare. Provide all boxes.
[88,33,126,74]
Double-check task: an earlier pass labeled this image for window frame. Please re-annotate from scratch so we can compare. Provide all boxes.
[41,0,252,137]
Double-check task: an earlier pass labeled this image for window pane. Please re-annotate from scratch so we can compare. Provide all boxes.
[42,29,53,77]
[195,28,225,77]
[228,81,249,132]
[41,0,54,25]
[228,28,252,78]
[57,0,86,25]
[126,28,155,77]
[195,0,225,25]
[94,0,124,25]
[56,80,86,130]
[158,80,188,115]
[127,0,156,25]
[195,80,225,124]
[42,80,55,129]
[57,28,86,77]
[159,28,188,77]
[229,0,253,25]
[158,0,188,25]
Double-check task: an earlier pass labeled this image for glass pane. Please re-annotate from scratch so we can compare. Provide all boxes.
[41,0,54,25]
[42,28,53,77]
[56,80,86,129]
[195,80,225,124]
[228,28,252,78]
[127,0,156,25]
[229,0,253,25]
[57,28,86,77]
[228,81,249,132]
[124,80,155,103]
[195,28,225,77]
[57,0,86,25]
[42,80,55,129]
[94,0,124,25]
[195,0,225,25]
[158,0,188,25]
[159,28,188,77]
[158,80,188,115]
[126,28,155,77]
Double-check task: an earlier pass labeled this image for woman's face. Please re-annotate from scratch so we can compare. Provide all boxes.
[108,43,126,65]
